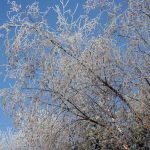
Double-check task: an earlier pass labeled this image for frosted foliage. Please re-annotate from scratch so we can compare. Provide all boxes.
[0,111,80,150]
[8,1,21,12]
[0,0,150,150]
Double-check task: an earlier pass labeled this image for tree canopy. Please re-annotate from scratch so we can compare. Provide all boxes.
[0,0,150,149]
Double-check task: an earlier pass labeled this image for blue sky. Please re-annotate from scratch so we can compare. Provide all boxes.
[0,0,86,131]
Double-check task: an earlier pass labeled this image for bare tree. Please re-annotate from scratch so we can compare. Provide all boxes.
[0,0,149,149]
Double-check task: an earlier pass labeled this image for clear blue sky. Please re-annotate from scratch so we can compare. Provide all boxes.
[0,0,85,131]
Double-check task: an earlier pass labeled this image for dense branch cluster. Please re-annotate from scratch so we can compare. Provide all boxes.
[0,0,150,149]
